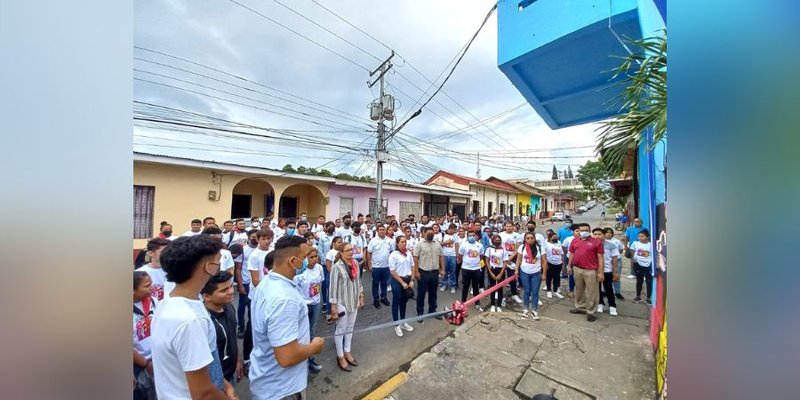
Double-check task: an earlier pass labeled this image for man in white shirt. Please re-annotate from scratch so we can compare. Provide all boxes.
[152,235,235,400]
[500,221,523,304]
[247,229,275,299]
[249,235,325,400]
[203,217,217,230]
[311,215,326,237]
[346,222,368,275]
[181,219,203,237]
[367,225,394,309]
[439,224,459,294]
[272,218,287,240]
[604,227,626,300]
[335,214,354,239]
[136,238,171,301]
[225,219,249,247]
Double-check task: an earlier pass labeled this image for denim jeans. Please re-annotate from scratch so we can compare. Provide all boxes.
[519,270,542,310]
[307,302,321,364]
[322,267,331,314]
[440,256,457,289]
[612,261,623,294]
[237,283,250,331]
[371,267,390,302]
[416,270,439,315]
[390,277,410,321]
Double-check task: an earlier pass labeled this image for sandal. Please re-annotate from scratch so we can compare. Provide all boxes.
[337,357,352,372]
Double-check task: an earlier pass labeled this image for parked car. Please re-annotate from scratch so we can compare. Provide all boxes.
[578,206,588,213]
[551,211,566,221]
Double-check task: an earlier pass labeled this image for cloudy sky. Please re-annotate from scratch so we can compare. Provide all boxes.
[134,0,600,182]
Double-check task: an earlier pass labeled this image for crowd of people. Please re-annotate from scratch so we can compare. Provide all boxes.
[132,211,653,399]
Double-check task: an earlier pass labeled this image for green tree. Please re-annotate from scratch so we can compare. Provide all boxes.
[596,32,666,176]
[296,166,307,174]
[551,165,558,180]
[281,164,296,173]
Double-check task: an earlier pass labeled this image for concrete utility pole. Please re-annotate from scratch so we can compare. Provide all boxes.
[368,51,394,222]
[476,152,481,179]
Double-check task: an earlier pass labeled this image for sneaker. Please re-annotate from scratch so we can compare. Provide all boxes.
[394,325,404,337]
[633,297,642,303]
[243,359,250,376]
[627,275,635,279]
[475,304,483,312]
[401,323,414,332]
[554,291,564,299]
[645,298,652,305]
[417,319,424,324]
[440,286,447,292]
[387,285,392,292]
[450,288,456,294]
[520,309,529,318]
[541,285,548,291]
[532,310,540,320]
[479,288,485,293]
[374,300,381,309]
[546,291,553,299]
[495,306,503,313]
[512,295,523,304]
[490,306,497,313]
[597,304,605,313]
[308,359,322,373]
[321,305,328,314]
[587,314,597,322]
[615,293,625,300]
[381,298,391,306]
[538,300,543,306]
[501,298,507,308]
[609,307,618,316]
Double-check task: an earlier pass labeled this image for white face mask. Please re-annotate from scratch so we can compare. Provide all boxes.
[579,231,591,238]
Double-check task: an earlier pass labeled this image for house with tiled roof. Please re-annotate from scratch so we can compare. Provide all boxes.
[423,170,519,219]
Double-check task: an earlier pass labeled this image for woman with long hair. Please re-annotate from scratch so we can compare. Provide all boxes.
[329,243,365,372]
[388,236,415,337]
[515,232,547,320]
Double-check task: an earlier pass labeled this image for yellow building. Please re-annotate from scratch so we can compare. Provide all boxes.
[134,152,330,249]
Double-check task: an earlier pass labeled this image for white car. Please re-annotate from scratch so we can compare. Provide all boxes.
[578,206,588,213]
[551,212,566,221]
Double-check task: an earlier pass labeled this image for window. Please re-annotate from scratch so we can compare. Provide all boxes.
[369,198,388,216]
[134,185,155,239]
[399,201,421,220]
[339,197,354,218]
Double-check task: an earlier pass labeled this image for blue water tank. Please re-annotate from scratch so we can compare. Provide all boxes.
[498,0,647,129]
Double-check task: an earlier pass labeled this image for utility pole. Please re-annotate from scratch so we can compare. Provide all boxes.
[368,51,394,222]
[476,152,481,179]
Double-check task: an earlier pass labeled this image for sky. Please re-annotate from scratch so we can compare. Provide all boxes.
[133,0,601,182]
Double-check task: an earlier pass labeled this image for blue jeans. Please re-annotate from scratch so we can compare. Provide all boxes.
[613,261,623,293]
[372,267,390,302]
[322,267,331,314]
[440,256,457,289]
[569,273,576,292]
[390,278,410,321]
[307,303,321,364]
[519,271,542,310]
[237,283,250,331]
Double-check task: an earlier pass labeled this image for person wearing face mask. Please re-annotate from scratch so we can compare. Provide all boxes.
[562,225,579,297]
[285,221,297,238]
[458,231,485,312]
[346,223,368,277]
[151,235,236,400]
[484,234,510,313]
[335,215,354,239]
[412,227,444,323]
[567,224,605,322]
[236,229,259,339]
[293,249,324,373]
[249,235,325,400]
[318,221,336,316]
[544,234,565,299]
[272,218,287,240]
[159,223,177,241]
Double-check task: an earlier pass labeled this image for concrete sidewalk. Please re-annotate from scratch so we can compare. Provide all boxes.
[385,278,656,400]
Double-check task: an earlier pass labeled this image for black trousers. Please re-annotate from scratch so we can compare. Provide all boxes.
[634,263,653,299]
[416,270,439,316]
[489,267,504,307]
[546,263,562,291]
[599,272,617,307]
[461,269,481,303]
[455,261,462,289]
[243,318,253,361]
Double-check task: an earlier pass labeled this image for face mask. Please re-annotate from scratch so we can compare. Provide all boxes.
[327,228,335,234]
[287,228,296,236]
[580,231,591,238]
[252,222,260,228]
[249,239,258,246]
[493,241,502,247]
[162,231,172,237]
[301,216,307,221]
[527,227,535,232]
[426,234,434,241]
[294,257,308,275]
[344,221,351,227]
[468,237,476,244]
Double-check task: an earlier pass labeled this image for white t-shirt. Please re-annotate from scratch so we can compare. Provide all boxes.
[630,241,653,268]
[133,298,157,360]
[603,244,621,273]
[247,248,271,299]
[441,233,458,257]
[325,249,339,266]
[388,250,414,277]
[499,232,521,256]
[293,265,324,305]
[367,236,394,269]
[484,247,509,270]
[311,224,325,236]
[516,244,542,274]
[335,226,353,239]
[225,231,248,246]
[136,264,166,301]
[563,236,575,261]
[219,249,235,272]
[545,242,564,266]
[344,234,367,261]
[458,241,484,270]
[151,296,216,400]
[241,245,258,285]
[272,227,286,240]
[181,230,201,237]
[405,237,418,253]
[608,237,624,253]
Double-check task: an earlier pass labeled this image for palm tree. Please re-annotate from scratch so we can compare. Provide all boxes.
[596,32,666,177]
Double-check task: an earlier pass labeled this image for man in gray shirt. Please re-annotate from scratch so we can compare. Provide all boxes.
[413,227,444,323]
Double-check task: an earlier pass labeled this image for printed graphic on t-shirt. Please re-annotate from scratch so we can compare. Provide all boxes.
[551,248,562,256]
[149,284,164,301]
[504,242,516,253]
[524,254,533,264]
[134,314,152,341]
[353,246,362,255]
[309,283,320,298]
[490,255,501,265]
[637,249,651,257]
[467,249,479,258]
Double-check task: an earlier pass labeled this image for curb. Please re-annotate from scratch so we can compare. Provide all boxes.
[362,371,409,400]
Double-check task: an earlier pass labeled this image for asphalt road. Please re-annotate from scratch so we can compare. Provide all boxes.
[233,206,612,400]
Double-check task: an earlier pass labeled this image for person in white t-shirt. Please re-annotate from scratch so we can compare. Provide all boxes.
[562,228,579,296]
[136,237,171,301]
[293,250,325,373]
[388,236,416,337]
[181,219,203,237]
[224,219,249,247]
[367,225,394,308]
[311,215,326,238]
[133,270,157,399]
[346,223,368,276]
[515,232,547,320]
[629,229,654,304]
[272,218,287,240]
[402,227,418,253]
[544,235,565,299]
[603,227,626,300]
[499,222,523,305]
[335,214,354,239]
[247,229,275,299]
[151,235,235,400]
[202,227,236,271]
[158,222,178,241]
[457,231,484,312]
[598,230,620,316]
[439,224,459,294]
[484,235,509,313]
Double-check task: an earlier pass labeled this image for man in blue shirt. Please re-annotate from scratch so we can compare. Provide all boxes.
[557,222,574,243]
[249,235,325,400]
[623,218,644,278]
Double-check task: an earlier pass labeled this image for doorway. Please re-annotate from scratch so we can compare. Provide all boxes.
[280,196,298,220]
[451,204,466,221]
[231,194,252,218]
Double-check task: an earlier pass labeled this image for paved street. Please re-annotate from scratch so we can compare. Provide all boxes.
[233,207,648,399]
